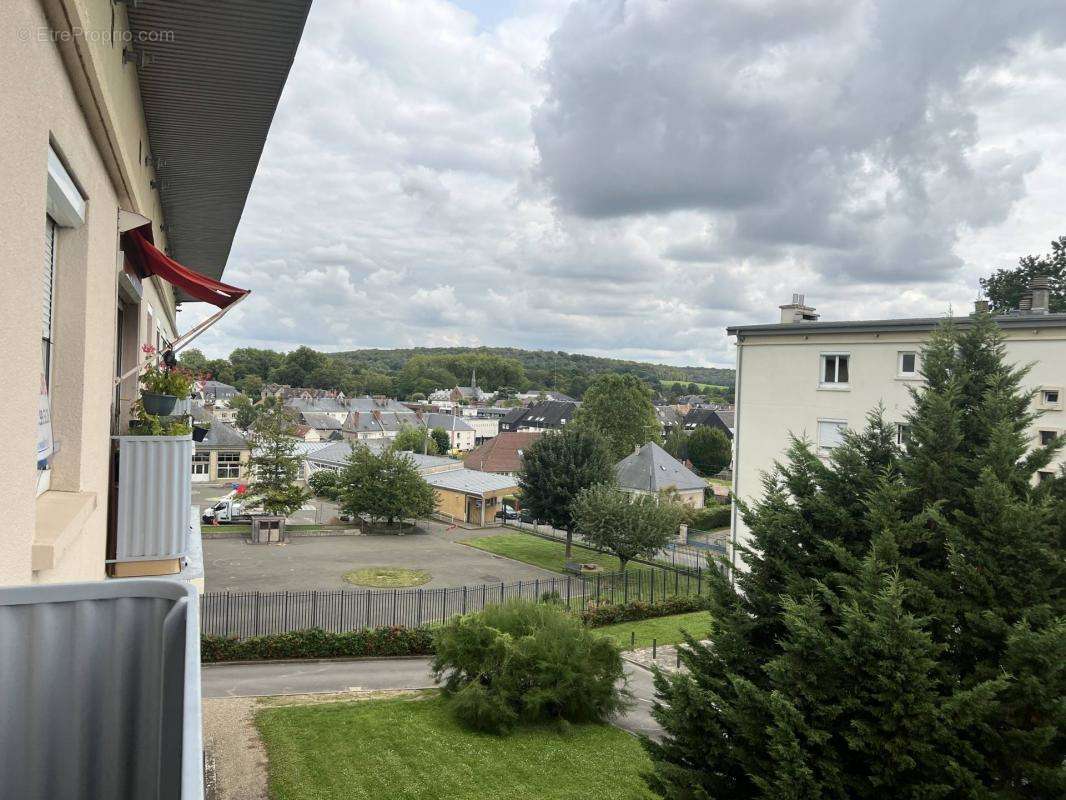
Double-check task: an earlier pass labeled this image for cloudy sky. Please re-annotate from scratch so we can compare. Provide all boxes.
[184,0,1066,368]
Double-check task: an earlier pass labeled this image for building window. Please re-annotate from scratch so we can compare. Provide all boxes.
[1041,388,1061,408]
[1037,471,1055,484]
[1039,430,1058,447]
[817,419,847,452]
[898,351,918,378]
[897,423,912,447]
[820,354,849,387]
[192,452,210,476]
[217,451,242,479]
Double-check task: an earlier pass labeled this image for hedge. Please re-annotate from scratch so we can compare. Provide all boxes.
[689,503,731,530]
[200,598,711,662]
[201,625,435,663]
[579,595,712,628]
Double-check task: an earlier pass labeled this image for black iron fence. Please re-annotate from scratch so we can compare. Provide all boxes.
[200,566,711,639]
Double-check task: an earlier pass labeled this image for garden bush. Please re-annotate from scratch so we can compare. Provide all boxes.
[201,625,435,663]
[432,600,628,734]
[580,596,711,628]
[688,503,731,530]
[307,469,340,500]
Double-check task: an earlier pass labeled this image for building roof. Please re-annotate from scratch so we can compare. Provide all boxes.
[126,1,311,291]
[684,408,734,431]
[727,312,1066,337]
[196,420,249,450]
[615,442,706,493]
[300,411,343,430]
[511,400,579,429]
[424,468,519,496]
[200,380,239,400]
[304,440,460,474]
[655,406,682,427]
[464,432,542,474]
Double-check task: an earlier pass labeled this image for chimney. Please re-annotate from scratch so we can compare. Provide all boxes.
[779,293,819,324]
[1030,276,1050,314]
[1019,294,1032,312]
[974,298,989,314]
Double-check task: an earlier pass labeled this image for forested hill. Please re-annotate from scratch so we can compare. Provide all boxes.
[332,346,734,394]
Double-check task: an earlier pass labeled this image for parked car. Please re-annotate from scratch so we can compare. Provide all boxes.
[519,508,537,524]
[495,505,520,521]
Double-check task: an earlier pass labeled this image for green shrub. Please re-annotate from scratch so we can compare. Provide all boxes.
[580,596,711,628]
[201,625,435,663]
[307,469,340,500]
[432,600,628,734]
[689,503,731,530]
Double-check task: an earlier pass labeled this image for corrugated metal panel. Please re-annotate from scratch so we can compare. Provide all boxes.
[116,436,193,560]
[125,1,312,292]
[0,579,202,799]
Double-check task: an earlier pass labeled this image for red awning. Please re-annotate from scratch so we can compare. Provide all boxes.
[122,224,249,308]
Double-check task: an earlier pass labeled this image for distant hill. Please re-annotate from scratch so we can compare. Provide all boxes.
[332,346,734,390]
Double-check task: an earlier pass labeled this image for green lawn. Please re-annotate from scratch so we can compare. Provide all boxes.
[459,532,654,574]
[596,611,712,650]
[256,695,655,800]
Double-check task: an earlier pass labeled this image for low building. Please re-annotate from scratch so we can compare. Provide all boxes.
[683,407,735,439]
[615,442,707,508]
[192,422,252,483]
[300,411,345,438]
[499,399,579,432]
[304,440,460,476]
[425,468,519,526]
[465,431,542,476]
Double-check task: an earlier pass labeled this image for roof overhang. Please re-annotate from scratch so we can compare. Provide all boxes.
[727,313,1066,338]
[126,0,312,300]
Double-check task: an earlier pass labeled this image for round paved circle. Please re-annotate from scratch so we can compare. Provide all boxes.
[343,566,432,588]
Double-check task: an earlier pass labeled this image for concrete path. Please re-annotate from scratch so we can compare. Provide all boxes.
[202,657,664,739]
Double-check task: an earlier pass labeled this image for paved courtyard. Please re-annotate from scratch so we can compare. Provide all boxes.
[203,521,560,592]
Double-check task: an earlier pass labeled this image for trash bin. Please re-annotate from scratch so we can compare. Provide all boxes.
[250,515,286,544]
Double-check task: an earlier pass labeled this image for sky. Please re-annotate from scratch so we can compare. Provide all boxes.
[183,0,1066,369]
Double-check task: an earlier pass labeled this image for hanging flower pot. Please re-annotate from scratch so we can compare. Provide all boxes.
[142,391,180,416]
[192,423,211,442]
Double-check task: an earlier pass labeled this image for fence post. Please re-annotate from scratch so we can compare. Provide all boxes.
[311,591,318,629]
[566,576,572,608]
[650,571,655,604]
[624,572,629,604]
[393,589,398,626]
[652,638,657,660]
[595,573,601,601]
[417,588,423,626]
[462,585,467,614]
[224,592,231,636]
[254,591,261,636]
[442,589,447,625]
[500,581,504,604]
[366,589,371,628]
[284,591,290,632]
[534,578,539,600]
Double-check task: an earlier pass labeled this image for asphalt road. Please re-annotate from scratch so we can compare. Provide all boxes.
[201,657,663,739]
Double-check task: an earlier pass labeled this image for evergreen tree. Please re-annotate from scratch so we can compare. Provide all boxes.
[686,426,732,475]
[430,427,451,454]
[645,314,1066,798]
[517,427,615,559]
[245,404,310,516]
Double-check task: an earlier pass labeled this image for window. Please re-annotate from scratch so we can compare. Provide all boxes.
[1039,430,1058,447]
[1038,471,1055,484]
[820,354,850,387]
[217,451,242,479]
[192,452,210,476]
[1041,388,1061,408]
[897,423,912,447]
[43,217,56,387]
[898,351,918,377]
[817,419,847,452]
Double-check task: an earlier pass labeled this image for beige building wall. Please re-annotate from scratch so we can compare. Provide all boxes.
[731,324,1066,558]
[0,0,175,586]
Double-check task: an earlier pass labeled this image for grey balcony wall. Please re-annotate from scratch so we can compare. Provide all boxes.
[0,579,203,800]
[116,434,193,560]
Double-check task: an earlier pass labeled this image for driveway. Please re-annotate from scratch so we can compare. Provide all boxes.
[201,657,663,739]
[203,520,560,592]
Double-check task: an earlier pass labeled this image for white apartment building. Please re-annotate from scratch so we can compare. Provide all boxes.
[727,290,1066,566]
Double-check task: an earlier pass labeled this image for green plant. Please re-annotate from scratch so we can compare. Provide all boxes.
[573,373,660,459]
[343,567,431,588]
[580,596,711,628]
[430,427,451,454]
[572,484,685,571]
[432,600,628,734]
[688,503,731,530]
[307,469,340,500]
[393,424,439,455]
[127,400,192,436]
[201,625,435,662]
[338,444,436,525]
[685,426,731,475]
[245,403,311,516]
[138,344,197,396]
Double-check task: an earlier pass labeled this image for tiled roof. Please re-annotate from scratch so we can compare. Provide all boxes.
[615,442,705,493]
[464,432,542,473]
[196,420,249,449]
[424,468,519,495]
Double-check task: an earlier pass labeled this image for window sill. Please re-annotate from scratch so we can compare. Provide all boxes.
[817,384,850,392]
[895,374,922,382]
[32,490,98,571]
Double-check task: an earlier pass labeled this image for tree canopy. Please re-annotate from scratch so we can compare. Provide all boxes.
[574,373,660,459]
[980,234,1066,312]
[572,484,684,571]
[337,444,437,525]
[245,404,310,517]
[685,426,732,475]
[392,425,439,455]
[645,314,1066,798]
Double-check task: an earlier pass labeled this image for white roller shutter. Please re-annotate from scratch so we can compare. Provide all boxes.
[43,216,56,384]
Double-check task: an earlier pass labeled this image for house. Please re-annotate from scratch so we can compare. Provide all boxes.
[199,379,240,404]
[425,468,519,526]
[465,431,542,475]
[262,383,348,403]
[300,411,345,438]
[683,407,735,439]
[615,442,707,508]
[727,288,1066,561]
[655,405,683,433]
[515,390,579,405]
[304,440,460,476]
[419,411,477,452]
[499,399,579,432]
[193,421,252,483]
[291,424,321,442]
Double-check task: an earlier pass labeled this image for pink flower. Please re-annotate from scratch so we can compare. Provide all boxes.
[141,343,157,354]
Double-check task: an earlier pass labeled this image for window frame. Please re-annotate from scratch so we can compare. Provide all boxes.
[191,451,210,476]
[818,352,851,390]
[897,351,919,379]
[1038,429,1059,447]
[816,418,848,453]
[216,451,243,479]
[1039,388,1062,409]
[896,423,913,447]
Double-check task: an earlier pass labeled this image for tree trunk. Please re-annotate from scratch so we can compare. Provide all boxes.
[619,556,629,573]
[565,528,573,561]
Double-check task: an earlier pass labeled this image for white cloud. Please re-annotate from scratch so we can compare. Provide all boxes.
[183,0,1066,369]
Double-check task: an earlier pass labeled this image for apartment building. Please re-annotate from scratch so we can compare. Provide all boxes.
[727,288,1066,562]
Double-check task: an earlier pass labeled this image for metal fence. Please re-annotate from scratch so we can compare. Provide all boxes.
[200,567,712,638]
[503,520,726,573]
